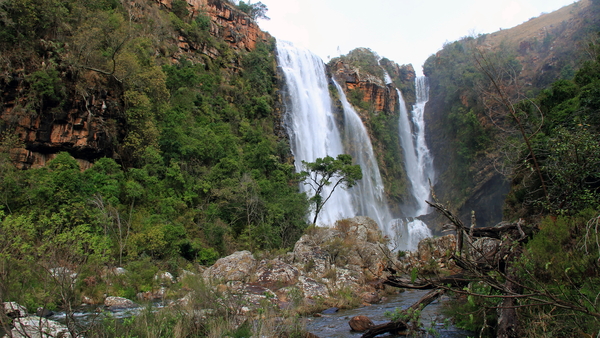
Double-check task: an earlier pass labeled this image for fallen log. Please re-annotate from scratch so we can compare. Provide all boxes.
[385,273,474,289]
[360,289,445,338]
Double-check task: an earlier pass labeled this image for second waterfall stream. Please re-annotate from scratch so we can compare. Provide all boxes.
[276,40,432,250]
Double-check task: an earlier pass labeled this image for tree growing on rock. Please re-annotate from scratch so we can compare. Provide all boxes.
[300,154,362,225]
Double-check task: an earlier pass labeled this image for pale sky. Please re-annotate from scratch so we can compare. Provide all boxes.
[257,0,577,74]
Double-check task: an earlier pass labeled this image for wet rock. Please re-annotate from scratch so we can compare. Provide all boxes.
[104,296,137,309]
[3,302,27,318]
[349,315,374,332]
[321,307,339,314]
[202,250,256,283]
[360,291,380,304]
[35,307,54,318]
[8,316,72,338]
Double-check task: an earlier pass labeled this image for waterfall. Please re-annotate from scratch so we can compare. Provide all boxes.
[276,40,354,226]
[394,76,435,251]
[332,80,393,235]
[276,39,434,250]
[276,40,393,237]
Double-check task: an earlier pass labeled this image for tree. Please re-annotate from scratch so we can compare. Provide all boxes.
[300,154,362,225]
[237,1,270,21]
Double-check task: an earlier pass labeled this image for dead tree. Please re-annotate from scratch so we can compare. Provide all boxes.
[361,289,445,338]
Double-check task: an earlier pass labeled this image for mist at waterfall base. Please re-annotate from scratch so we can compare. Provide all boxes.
[277,40,433,251]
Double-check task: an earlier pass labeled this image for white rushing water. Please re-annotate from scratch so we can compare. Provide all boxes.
[276,40,394,236]
[332,80,393,235]
[394,76,435,251]
[276,40,434,250]
[276,40,354,226]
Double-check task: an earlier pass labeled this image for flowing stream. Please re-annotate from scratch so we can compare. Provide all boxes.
[306,289,472,337]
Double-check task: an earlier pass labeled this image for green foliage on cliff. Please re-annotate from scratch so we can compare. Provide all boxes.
[505,38,600,217]
[423,37,494,199]
[434,33,600,338]
[0,0,308,311]
[331,48,385,82]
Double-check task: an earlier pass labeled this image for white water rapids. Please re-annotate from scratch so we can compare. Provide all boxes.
[276,40,434,250]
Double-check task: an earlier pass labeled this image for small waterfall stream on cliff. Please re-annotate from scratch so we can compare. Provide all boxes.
[395,77,435,251]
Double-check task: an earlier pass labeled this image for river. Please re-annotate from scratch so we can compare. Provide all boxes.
[306,289,472,337]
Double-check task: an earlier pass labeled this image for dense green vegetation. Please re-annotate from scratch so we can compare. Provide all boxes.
[0,0,309,313]
[433,31,600,338]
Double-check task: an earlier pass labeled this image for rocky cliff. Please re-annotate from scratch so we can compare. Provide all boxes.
[423,0,600,227]
[328,49,417,213]
[0,0,269,169]
[159,0,268,54]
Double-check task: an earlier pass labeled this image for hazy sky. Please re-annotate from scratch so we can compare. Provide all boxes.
[257,0,577,74]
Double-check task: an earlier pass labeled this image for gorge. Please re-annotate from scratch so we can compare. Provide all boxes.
[2,0,600,336]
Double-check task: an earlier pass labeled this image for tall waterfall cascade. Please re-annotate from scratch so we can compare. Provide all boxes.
[394,77,435,251]
[332,80,393,234]
[276,40,433,250]
[276,40,354,226]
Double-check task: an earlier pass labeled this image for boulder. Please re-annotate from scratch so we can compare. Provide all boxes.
[321,307,339,314]
[297,276,329,299]
[339,216,381,242]
[202,250,256,283]
[349,315,374,332]
[254,259,300,289]
[3,302,27,318]
[104,296,137,309]
[7,316,72,338]
[470,237,501,261]
[360,291,380,304]
[154,271,175,284]
[292,217,393,282]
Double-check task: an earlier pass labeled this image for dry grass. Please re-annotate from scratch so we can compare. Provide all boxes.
[486,0,588,48]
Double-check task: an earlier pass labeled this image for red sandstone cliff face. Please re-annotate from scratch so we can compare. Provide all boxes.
[158,0,268,54]
[1,0,268,169]
[1,71,123,169]
[329,60,398,116]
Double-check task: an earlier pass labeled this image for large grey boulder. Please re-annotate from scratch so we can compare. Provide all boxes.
[3,302,27,318]
[202,250,257,283]
[6,316,72,338]
[254,259,300,289]
[297,276,329,299]
[104,296,137,309]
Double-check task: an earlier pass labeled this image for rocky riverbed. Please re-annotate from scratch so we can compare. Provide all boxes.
[2,216,466,337]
